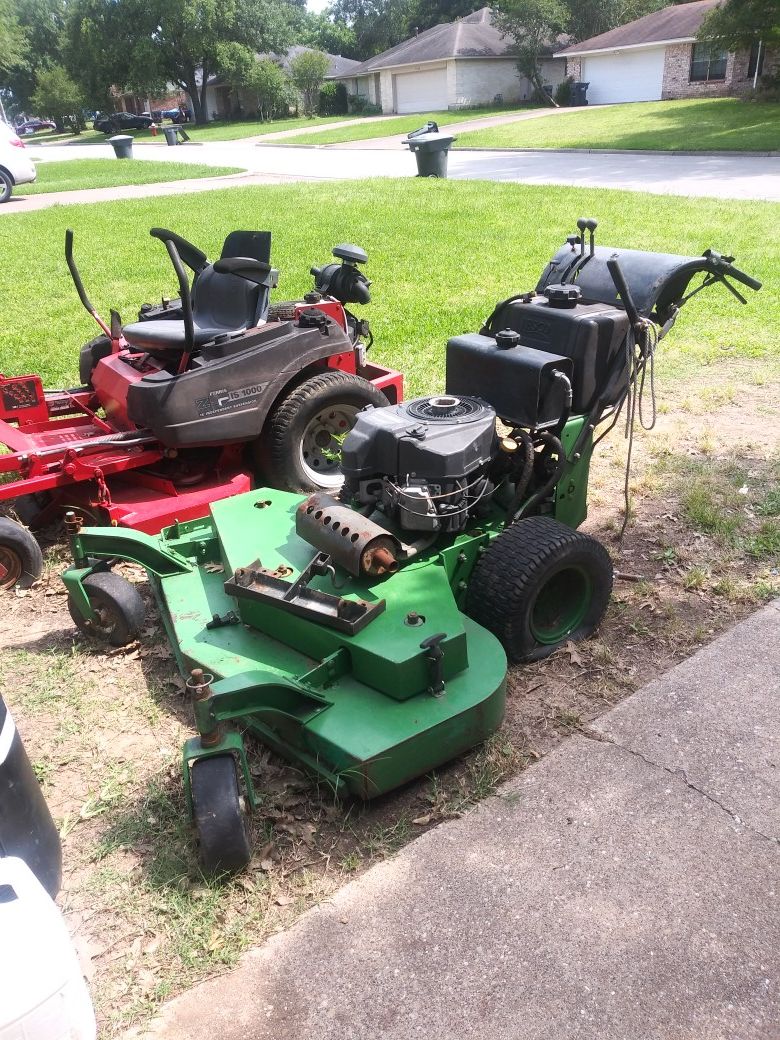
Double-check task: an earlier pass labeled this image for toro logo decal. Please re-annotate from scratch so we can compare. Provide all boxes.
[196,382,268,418]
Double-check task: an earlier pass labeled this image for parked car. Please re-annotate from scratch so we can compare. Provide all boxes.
[162,108,192,124]
[0,123,36,203]
[16,119,57,136]
[93,112,154,134]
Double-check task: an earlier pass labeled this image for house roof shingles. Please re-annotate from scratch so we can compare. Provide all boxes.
[336,7,518,77]
[556,0,721,57]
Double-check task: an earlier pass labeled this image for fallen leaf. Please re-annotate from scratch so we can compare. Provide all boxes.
[412,814,432,826]
[275,894,293,906]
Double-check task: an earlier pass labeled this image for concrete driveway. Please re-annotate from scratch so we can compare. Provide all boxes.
[10,138,780,210]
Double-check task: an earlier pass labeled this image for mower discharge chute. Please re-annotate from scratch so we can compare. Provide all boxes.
[62,220,760,874]
[0,229,402,591]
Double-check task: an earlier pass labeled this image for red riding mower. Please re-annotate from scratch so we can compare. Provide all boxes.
[0,228,403,591]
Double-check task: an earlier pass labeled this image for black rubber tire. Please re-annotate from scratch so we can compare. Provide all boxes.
[67,571,145,646]
[0,170,12,204]
[78,334,112,388]
[12,492,52,529]
[260,371,388,493]
[466,516,613,663]
[190,755,252,876]
[0,517,43,590]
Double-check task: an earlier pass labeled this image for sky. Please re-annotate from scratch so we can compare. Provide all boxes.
[307,0,331,12]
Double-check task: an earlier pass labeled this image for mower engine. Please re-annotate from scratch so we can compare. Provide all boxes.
[341,395,499,533]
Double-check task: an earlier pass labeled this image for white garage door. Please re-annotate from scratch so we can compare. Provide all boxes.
[581,48,665,105]
[395,67,448,114]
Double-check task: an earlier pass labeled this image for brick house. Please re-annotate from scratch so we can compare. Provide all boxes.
[556,0,778,105]
[333,8,564,115]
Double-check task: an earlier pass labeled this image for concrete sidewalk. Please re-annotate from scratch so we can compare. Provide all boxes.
[137,601,780,1040]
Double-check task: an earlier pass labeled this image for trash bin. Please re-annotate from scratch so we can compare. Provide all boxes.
[404,122,456,178]
[108,133,134,158]
[570,82,589,106]
[0,694,62,897]
[163,126,180,146]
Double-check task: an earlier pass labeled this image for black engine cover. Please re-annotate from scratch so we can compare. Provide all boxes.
[341,396,497,482]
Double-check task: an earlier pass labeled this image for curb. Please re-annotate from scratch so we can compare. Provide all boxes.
[453,146,780,158]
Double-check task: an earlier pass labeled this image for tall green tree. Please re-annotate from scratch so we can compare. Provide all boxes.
[401,0,478,36]
[288,48,330,115]
[699,0,780,50]
[30,63,86,130]
[5,0,66,108]
[327,0,408,58]
[494,0,568,100]
[68,0,293,122]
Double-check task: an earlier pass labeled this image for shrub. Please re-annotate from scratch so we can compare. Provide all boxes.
[318,81,348,116]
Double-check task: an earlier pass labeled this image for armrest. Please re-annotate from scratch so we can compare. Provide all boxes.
[213,256,276,287]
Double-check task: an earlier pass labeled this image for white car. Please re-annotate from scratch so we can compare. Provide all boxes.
[0,122,37,202]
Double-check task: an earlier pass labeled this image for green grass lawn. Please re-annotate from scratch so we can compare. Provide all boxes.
[20,158,240,195]
[290,105,538,145]
[0,179,775,392]
[455,98,780,152]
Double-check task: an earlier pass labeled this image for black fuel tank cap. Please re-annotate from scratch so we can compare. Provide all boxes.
[544,283,582,309]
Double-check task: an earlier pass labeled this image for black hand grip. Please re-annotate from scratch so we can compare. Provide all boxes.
[724,265,762,292]
[65,229,93,314]
[607,254,641,328]
[150,227,208,273]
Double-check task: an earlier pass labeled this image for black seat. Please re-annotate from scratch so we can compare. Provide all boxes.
[122,230,273,355]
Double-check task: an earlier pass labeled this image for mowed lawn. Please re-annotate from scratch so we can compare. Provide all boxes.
[289,105,538,145]
[18,158,241,195]
[455,98,780,152]
[0,179,776,393]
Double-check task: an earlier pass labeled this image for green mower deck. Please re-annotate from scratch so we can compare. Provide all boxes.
[64,488,508,803]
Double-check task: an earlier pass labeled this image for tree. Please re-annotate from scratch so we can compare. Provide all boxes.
[31,64,86,131]
[327,0,408,59]
[0,0,28,78]
[288,48,330,116]
[248,58,292,119]
[67,0,293,123]
[494,0,569,101]
[401,0,477,37]
[699,0,780,51]
[5,0,66,109]
[302,11,359,59]
[566,0,666,44]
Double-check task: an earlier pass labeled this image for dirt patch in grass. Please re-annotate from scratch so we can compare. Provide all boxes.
[1,358,777,1035]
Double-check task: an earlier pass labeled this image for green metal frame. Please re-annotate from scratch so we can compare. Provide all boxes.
[62,414,595,814]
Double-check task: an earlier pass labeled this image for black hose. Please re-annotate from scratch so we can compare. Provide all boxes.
[507,430,535,519]
[513,432,566,522]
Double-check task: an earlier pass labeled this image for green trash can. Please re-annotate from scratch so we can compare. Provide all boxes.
[108,134,134,159]
[163,126,180,146]
[405,122,456,178]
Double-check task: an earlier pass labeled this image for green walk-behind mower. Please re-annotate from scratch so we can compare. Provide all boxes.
[62,219,760,873]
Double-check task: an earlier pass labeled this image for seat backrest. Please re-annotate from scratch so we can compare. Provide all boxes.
[190,231,273,329]
[220,231,272,264]
[191,266,263,331]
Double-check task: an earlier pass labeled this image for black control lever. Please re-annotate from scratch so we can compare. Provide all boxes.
[577,217,598,257]
[420,633,446,698]
[607,254,642,330]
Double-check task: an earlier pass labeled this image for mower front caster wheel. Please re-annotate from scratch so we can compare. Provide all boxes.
[466,516,613,663]
[190,755,252,876]
[0,517,43,591]
[261,371,389,492]
[67,571,145,646]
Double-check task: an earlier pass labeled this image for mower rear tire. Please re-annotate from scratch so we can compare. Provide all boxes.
[78,335,112,388]
[261,371,388,492]
[0,170,12,204]
[0,517,43,590]
[190,755,252,876]
[466,516,613,663]
[67,571,145,646]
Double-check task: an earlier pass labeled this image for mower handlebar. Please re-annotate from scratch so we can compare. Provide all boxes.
[212,256,274,286]
[164,240,195,355]
[606,254,641,328]
[150,228,208,274]
[65,229,111,337]
[722,263,762,293]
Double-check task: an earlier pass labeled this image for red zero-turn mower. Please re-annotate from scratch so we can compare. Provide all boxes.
[0,228,403,591]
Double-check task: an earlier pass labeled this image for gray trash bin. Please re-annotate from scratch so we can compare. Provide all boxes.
[405,121,456,178]
[108,134,134,158]
[163,126,180,146]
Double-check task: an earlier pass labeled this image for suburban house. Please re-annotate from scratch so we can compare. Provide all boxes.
[333,8,564,114]
[556,0,778,106]
[203,47,362,121]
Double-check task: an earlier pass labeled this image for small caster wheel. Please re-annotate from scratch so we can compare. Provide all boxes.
[0,516,43,591]
[67,571,145,646]
[190,754,252,876]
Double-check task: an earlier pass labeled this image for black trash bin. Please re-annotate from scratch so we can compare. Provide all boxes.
[570,82,589,106]
[405,121,456,178]
[0,694,62,897]
[108,133,134,158]
[163,126,180,146]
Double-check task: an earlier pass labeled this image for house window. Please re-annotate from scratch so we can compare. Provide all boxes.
[746,40,765,80]
[689,42,728,82]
